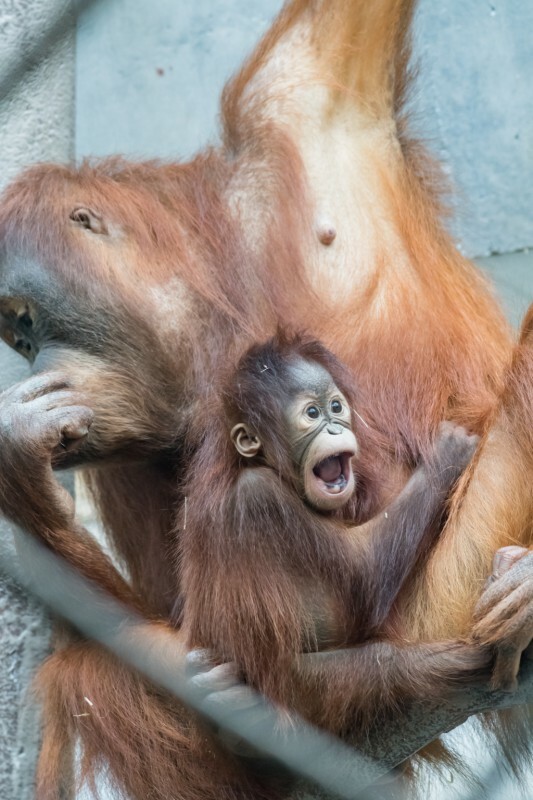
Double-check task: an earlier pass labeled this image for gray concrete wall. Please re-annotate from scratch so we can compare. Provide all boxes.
[75,0,282,161]
[0,3,530,798]
[75,1,533,259]
[0,1,76,797]
[414,3,533,257]
[73,5,533,798]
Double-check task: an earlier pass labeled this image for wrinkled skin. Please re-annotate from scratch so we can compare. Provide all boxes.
[0,1,532,797]
[474,547,533,691]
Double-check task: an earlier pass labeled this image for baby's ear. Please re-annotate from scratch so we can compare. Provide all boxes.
[230,424,261,458]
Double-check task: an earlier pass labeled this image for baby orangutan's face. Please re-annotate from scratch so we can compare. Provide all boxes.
[284,359,357,512]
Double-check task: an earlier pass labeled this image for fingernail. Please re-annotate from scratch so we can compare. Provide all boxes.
[493,546,527,576]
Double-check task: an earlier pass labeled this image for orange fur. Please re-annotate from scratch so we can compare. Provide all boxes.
[0,1,531,798]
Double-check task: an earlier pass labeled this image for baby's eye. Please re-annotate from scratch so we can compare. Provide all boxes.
[306,405,320,420]
[331,399,343,414]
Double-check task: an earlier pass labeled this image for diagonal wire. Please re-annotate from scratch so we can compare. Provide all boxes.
[0,4,531,796]
[3,522,533,800]
[2,524,385,800]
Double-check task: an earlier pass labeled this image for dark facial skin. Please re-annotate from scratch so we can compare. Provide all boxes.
[283,360,358,511]
[0,277,183,470]
[231,358,358,512]
[0,297,39,363]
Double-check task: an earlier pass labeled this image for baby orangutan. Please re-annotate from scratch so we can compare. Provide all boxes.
[180,335,492,739]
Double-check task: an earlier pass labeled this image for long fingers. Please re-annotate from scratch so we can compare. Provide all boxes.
[1,371,70,403]
[474,551,533,622]
[473,547,533,691]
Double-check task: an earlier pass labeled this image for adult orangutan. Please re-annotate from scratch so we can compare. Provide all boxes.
[0,1,532,798]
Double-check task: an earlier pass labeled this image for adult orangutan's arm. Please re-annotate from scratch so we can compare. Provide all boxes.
[4,523,532,800]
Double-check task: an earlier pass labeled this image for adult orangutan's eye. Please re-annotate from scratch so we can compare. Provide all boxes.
[306,405,320,420]
[331,399,343,414]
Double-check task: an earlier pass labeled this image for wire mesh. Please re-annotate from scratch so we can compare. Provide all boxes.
[0,3,532,799]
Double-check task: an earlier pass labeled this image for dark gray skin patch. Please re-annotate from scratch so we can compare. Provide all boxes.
[286,358,334,399]
[283,358,352,468]
[0,252,151,368]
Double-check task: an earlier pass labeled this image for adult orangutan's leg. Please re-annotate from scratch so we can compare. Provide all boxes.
[404,307,533,653]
